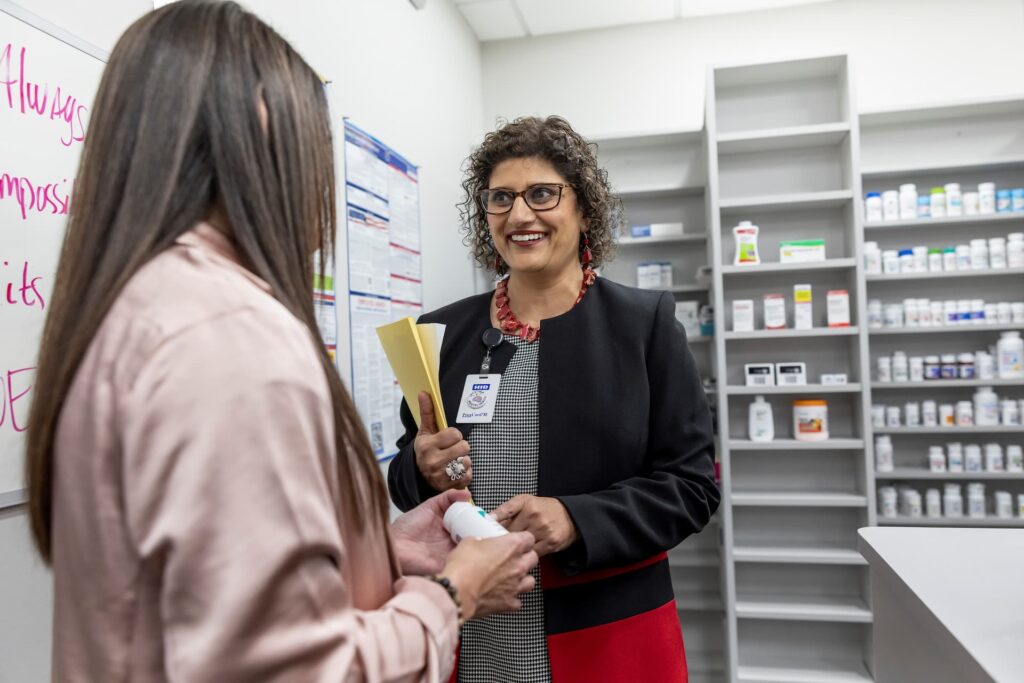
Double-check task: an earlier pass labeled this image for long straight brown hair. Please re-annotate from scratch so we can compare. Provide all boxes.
[26,0,388,562]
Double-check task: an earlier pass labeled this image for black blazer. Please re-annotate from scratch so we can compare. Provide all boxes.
[388,277,719,574]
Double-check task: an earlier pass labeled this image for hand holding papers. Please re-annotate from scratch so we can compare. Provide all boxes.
[378,318,475,491]
[376,317,447,429]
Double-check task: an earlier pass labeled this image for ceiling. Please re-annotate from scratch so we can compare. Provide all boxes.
[452,0,837,42]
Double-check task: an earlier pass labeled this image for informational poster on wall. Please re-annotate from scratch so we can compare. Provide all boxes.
[343,121,422,461]
[313,262,337,363]
[0,7,105,506]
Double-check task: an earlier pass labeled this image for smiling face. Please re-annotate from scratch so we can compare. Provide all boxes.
[486,156,586,280]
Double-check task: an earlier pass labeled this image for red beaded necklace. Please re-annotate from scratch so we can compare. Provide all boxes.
[494,267,597,343]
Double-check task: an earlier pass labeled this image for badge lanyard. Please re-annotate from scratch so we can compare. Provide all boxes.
[479,327,503,373]
[457,328,504,424]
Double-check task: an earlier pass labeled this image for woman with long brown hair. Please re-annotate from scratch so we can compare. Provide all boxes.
[25,2,536,680]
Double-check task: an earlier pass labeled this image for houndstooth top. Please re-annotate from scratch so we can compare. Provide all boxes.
[458,334,550,683]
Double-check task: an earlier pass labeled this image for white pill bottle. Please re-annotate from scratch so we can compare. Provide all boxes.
[443,501,509,543]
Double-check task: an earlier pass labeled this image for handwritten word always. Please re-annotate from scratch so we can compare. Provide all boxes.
[0,43,88,147]
[1,259,45,309]
[0,171,71,220]
[0,366,33,433]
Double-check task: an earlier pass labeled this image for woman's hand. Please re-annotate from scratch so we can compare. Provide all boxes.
[491,495,578,556]
[414,391,473,491]
[391,489,472,576]
[439,532,538,619]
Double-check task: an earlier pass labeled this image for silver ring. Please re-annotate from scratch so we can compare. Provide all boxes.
[445,458,466,481]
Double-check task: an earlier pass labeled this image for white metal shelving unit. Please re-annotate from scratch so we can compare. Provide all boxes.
[706,55,876,682]
[861,96,1024,535]
[595,130,727,683]
[591,67,1024,683]
[595,129,715,327]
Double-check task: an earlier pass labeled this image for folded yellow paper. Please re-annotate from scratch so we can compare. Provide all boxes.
[376,317,447,430]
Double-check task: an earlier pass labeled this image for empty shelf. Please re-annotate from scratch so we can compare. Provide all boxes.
[878,516,1024,528]
[717,122,851,155]
[668,550,721,568]
[876,470,1024,481]
[720,190,854,212]
[725,327,859,340]
[729,439,865,451]
[617,184,705,199]
[869,323,1024,336]
[735,595,872,623]
[864,211,1024,230]
[732,546,867,566]
[867,267,1024,282]
[872,378,1024,389]
[722,259,856,276]
[731,493,867,508]
[675,592,725,612]
[728,384,862,395]
[617,233,708,246]
[737,661,872,683]
[873,426,1024,435]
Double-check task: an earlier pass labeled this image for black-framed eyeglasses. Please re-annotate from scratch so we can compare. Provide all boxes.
[478,183,570,215]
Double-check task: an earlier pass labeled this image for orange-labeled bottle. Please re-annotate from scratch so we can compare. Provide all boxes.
[793,399,829,442]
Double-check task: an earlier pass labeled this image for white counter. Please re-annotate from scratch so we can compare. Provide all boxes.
[859,527,1024,683]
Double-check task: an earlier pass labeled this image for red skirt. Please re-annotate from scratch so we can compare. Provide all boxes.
[449,553,688,682]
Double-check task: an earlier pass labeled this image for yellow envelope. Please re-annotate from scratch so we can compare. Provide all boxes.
[376,317,447,430]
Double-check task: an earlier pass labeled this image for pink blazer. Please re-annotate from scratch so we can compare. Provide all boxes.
[51,223,457,681]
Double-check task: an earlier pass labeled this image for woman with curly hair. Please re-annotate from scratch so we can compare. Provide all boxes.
[388,115,719,682]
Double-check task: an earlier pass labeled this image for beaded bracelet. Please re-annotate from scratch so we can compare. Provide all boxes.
[428,574,464,626]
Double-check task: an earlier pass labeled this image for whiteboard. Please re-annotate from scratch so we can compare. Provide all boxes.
[0,2,105,507]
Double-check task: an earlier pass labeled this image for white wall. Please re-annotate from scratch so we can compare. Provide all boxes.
[240,0,483,327]
[1,1,483,678]
[15,0,149,52]
[0,507,54,683]
[481,0,1024,138]
[244,0,484,387]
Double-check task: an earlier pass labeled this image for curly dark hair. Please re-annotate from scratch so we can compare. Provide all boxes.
[458,115,624,277]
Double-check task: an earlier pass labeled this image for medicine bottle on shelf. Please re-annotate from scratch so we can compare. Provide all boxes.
[748,396,775,443]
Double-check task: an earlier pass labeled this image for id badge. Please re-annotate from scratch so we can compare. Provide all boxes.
[457,374,501,423]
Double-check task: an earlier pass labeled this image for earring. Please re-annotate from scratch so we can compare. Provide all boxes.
[494,254,503,273]
[581,233,593,267]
